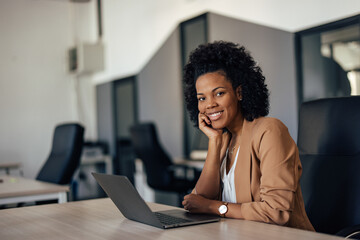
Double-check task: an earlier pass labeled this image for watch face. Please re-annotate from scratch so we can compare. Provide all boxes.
[219,204,228,214]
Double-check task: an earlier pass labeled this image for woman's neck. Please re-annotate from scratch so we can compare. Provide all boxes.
[227,115,244,138]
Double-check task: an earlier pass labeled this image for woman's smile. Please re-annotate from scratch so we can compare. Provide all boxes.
[206,111,223,121]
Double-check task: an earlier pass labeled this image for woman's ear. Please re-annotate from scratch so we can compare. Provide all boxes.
[236,86,242,101]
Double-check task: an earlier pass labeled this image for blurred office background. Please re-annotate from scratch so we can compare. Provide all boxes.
[0,0,359,202]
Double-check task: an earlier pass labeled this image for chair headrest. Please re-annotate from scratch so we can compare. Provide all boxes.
[298,96,360,155]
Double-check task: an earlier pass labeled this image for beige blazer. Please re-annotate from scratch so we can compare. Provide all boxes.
[229,117,314,231]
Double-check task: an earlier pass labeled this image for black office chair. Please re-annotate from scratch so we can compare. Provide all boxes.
[37,123,85,185]
[129,122,200,206]
[298,96,360,238]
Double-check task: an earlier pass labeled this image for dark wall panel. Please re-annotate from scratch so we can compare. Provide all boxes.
[137,27,183,158]
[96,82,116,156]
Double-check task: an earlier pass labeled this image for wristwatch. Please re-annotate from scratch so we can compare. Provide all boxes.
[218,202,228,217]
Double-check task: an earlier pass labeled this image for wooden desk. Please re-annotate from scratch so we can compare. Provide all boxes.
[0,176,69,205]
[0,198,344,240]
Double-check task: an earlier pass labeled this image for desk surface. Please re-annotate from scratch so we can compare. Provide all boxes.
[0,176,69,205]
[0,198,344,240]
[0,176,69,198]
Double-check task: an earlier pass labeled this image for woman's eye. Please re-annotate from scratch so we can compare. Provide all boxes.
[198,97,205,101]
[216,92,224,97]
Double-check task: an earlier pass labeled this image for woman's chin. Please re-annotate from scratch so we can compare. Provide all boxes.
[210,121,225,130]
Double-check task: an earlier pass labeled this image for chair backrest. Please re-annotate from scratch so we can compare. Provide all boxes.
[298,96,360,234]
[129,123,173,189]
[36,123,85,185]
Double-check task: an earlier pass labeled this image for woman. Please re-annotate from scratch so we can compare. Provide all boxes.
[182,41,314,231]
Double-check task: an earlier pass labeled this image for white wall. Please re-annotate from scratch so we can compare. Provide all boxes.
[0,0,98,178]
[0,0,359,178]
[94,0,360,85]
[0,0,75,178]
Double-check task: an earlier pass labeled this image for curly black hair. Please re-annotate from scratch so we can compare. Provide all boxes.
[183,41,269,126]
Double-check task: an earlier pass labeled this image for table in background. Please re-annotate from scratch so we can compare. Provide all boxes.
[81,154,113,175]
[134,158,204,204]
[0,198,344,240]
[0,162,22,175]
[71,154,113,201]
[173,157,205,170]
[0,176,69,205]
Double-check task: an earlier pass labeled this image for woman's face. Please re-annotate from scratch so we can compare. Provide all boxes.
[196,71,242,130]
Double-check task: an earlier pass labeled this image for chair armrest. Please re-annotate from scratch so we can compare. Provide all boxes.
[336,224,360,239]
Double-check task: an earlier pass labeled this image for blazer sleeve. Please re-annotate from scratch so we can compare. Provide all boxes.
[240,119,300,225]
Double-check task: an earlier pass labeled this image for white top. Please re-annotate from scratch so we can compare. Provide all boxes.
[220,147,240,203]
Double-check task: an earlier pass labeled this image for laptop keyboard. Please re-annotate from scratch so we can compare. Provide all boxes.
[155,212,192,225]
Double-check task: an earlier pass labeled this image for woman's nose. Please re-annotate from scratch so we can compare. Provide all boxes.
[206,97,217,108]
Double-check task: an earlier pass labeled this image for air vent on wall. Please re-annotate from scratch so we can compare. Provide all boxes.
[69,42,105,74]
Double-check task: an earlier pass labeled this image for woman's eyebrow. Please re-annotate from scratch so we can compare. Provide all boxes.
[213,87,226,92]
[197,86,226,95]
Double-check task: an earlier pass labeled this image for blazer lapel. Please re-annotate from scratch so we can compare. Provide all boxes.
[234,119,253,203]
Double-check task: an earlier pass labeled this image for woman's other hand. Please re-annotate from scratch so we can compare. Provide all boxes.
[182,193,212,214]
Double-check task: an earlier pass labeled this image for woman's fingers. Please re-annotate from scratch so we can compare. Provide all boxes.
[182,195,189,206]
[182,200,188,209]
[183,194,208,213]
[199,112,211,126]
[183,194,195,211]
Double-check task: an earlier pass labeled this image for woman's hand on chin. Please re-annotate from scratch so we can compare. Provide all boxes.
[198,112,223,139]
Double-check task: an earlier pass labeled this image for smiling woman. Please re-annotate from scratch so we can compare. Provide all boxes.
[181,41,315,231]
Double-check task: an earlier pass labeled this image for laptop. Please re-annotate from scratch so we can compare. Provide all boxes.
[92,172,220,229]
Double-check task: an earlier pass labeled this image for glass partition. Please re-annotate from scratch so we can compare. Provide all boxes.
[296,15,360,104]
